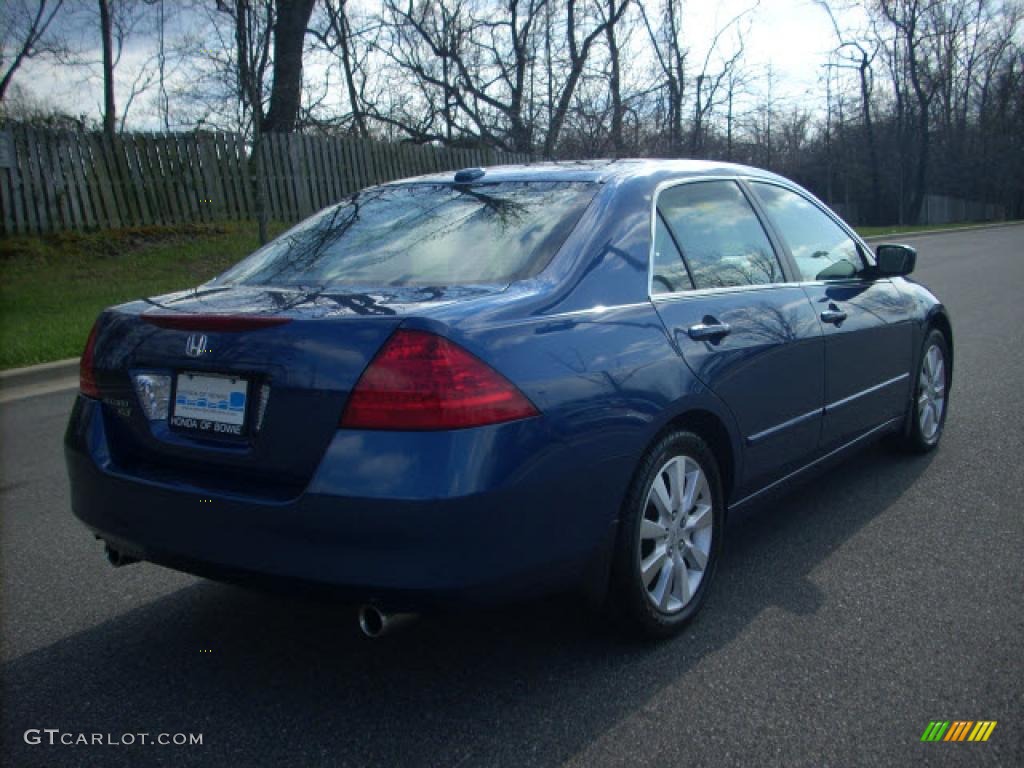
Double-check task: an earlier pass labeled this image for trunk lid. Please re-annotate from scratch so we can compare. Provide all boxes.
[90,284,501,497]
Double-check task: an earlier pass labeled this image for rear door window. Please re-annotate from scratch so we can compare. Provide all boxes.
[657,181,783,290]
[216,181,598,288]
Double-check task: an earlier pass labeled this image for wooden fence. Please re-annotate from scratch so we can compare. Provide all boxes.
[0,127,530,236]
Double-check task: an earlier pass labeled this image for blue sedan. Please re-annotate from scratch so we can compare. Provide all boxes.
[65,160,952,638]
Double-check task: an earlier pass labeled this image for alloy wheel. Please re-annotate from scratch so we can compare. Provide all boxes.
[638,455,713,613]
[917,343,946,441]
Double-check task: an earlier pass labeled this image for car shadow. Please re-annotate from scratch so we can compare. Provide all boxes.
[1,442,935,768]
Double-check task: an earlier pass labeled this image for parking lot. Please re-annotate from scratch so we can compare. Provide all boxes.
[1,224,1021,767]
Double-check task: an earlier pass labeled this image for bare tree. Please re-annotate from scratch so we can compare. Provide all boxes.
[378,0,548,151]
[749,62,778,167]
[154,0,170,129]
[819,1,882,222]
[215,0,273,241]
[206,0,319,136]
[312,0,375,136]
[723,57,751,160]
[638,0,686,154]
[0,0,66,100]
[80,0,158,134]
[98,0,117,135]
[604,0,625,154]
[689,5,752,156]
[262,0,316,133]
[541,0,629,157]
[877,0,938,223]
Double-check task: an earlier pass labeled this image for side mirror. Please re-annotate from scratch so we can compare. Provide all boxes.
[875,243,917,277]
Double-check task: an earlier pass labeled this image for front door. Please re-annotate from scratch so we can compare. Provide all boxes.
[748,181,914,451]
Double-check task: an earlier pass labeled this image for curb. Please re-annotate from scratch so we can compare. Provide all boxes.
[0,357,79,387]
[861,220,1023,242]
[0,358,80,404]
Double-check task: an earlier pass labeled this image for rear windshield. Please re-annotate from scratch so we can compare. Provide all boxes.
[215,181,598,288]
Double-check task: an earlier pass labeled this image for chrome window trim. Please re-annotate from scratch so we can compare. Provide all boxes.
[647,175,879,301]
[649,280,806,303]
[795,277,893,288]
[824,372,910,413]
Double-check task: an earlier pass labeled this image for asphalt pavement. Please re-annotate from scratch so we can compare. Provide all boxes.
[1,224,1022,767]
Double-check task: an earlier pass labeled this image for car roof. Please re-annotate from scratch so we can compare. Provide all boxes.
[386,158,789,186]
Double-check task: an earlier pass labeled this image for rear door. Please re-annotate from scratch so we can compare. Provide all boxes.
[748,181,914,452]
[651,180,825,498]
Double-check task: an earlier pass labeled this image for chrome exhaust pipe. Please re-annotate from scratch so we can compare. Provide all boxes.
[357,605,418,638]
[104,544,139,567]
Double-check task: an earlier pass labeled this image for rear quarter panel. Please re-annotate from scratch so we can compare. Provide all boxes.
[400,174,747,519]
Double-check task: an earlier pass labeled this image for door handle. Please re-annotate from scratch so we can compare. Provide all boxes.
[688,320,732,340]
[820,305,847,325]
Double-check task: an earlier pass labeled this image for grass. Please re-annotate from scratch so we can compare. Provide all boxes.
[0,222,285,370]
[854,221,1013,238]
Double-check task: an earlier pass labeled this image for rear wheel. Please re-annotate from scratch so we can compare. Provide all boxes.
[608,430,724,638]
[893,329,950,453]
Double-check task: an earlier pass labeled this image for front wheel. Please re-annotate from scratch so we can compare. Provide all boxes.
[894,328,951,453]
[608,430,724,638]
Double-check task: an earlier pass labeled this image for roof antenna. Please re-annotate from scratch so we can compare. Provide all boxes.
[454,167,486,183]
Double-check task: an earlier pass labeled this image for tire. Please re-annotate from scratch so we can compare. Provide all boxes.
[608,430,725,639]
[892,328,951,453]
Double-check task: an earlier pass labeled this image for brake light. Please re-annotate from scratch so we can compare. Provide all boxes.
[80,321,101,398]
[341,330,538,430]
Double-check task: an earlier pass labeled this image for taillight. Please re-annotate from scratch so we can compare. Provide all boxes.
[341,329,538,430]
[80,321,101,398]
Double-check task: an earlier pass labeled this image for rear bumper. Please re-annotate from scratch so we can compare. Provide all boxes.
[65,396,628,607]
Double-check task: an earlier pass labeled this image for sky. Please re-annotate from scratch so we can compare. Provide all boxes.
[8,0,867,130]
[705,0,869,102]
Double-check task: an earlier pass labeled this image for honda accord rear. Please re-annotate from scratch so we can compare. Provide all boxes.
[65,170,636,610]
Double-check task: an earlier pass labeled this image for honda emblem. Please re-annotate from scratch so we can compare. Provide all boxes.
[185,334,208,358]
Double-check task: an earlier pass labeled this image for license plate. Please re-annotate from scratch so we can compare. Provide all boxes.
[171,372,248,436]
